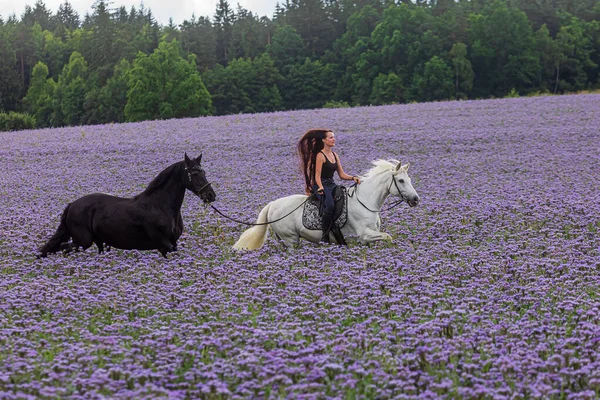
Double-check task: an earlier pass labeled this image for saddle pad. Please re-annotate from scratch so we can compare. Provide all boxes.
[302,188,348,230]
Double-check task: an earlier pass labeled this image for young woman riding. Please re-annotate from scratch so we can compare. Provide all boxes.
[297,129,361,243]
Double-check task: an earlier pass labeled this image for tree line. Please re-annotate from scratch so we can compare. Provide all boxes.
[0,0,599,129]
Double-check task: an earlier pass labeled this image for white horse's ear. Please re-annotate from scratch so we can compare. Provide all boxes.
[395,162,402,172]
[403,162,410,171]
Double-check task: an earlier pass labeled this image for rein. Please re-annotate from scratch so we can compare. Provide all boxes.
[209,195,314,226]
[348,176,405,213]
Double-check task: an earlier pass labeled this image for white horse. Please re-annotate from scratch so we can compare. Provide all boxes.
[233,160,420,250]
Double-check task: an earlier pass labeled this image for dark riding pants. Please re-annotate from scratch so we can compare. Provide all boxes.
[313,178,336,235]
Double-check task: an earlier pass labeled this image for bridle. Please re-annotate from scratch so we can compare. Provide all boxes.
[195,182,213,197]
[349,173,406,213]
[185,166,213,198]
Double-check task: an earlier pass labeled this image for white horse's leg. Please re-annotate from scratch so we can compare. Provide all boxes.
[358,227,392,244]
[275,232,300,247]
[269,196,317,247]
[233,202,272,250]
[271,217,302,247]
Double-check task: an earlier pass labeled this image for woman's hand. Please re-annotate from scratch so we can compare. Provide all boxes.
[317,187,324,194]
[352,176,361,184]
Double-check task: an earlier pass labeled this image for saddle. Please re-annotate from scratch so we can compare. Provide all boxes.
[302,185,348,231]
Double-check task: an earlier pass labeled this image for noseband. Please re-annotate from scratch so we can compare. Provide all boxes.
[196,181,213,196]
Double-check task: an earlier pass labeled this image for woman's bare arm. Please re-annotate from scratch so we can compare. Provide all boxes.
[334,153,361,183]
[314,153,325,191]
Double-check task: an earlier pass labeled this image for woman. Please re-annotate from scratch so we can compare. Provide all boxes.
[297,129,361,243]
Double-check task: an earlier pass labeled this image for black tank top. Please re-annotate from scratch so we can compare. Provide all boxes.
[320,151,337,180]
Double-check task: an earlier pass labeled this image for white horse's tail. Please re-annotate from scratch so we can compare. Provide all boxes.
[232,202,272,250]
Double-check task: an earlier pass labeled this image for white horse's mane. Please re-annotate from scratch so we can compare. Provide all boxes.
[361,159,401,180]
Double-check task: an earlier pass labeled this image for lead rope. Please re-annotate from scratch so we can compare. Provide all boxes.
[209,194,314,226]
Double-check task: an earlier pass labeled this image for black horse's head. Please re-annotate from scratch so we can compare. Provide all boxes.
[184,153,216,203]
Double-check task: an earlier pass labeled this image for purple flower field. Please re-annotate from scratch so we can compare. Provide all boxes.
[1,94,599,399]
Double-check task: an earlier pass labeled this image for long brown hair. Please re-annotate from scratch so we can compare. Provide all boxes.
[297,129,330,193]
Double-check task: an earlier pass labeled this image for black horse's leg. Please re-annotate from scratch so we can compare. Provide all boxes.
[145,223,176,258]
[60,242,78,254]
[94,241,104,254]
[158,237,176,258]
[158,247,171,258]
[171,212,183,252]
[155,237,174,258]
[69,225,94,253]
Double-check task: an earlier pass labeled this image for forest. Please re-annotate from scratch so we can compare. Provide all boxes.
[0,0,599,130]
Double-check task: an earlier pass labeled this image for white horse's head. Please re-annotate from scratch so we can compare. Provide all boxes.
[364,160,420,207]
[391,161,419,207]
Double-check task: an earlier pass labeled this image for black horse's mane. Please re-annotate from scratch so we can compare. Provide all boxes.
[134,161,184,199]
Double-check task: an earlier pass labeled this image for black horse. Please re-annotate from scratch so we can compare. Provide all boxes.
[38,153,216,258]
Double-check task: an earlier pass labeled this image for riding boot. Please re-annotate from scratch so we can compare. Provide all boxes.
[321,214,333,243]
[331,225,347,246]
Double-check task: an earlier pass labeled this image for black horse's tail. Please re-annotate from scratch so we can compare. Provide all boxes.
[38,204,71,258]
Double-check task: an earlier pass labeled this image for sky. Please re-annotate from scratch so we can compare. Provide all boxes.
[0,0,281,25]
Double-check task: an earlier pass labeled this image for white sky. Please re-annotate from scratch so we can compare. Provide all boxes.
[0,0,281,25]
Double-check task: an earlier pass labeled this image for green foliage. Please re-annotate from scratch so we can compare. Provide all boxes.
[53,51,89,126]
[125,40,211,122]
[409,56,454,102]
[203,53,282,115]
[323,100,350,109]
[228,5,268,61]
[252,53,283,112]
[214,0,234,65]
[535,24,561,93]
[179,16,216,72]
[505,88,519,98]
[202,63,249,115]
[370,5,438,77]
[41,30,72,79]
[449,42,474,99]
[81,0,117,75]
[369,72,405,105]
[467,1,539,96]
[280,58,335,110]
[83,59,130,124]
[345,5,381,40]
[0,24,23,112]
[1,0,600,126]
[268,25,308,72]
[553,17,598,93]
[328,5,381,104]
[278,0,336,56]
[23,61,56,127]
[0,111,36,131]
